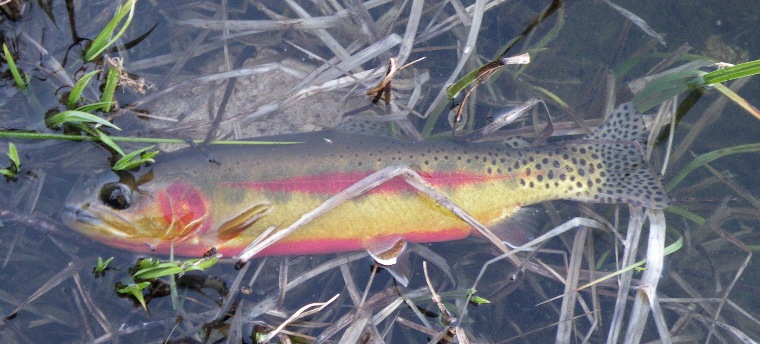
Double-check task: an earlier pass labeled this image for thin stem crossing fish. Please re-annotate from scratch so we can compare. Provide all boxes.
[62,103,669,258]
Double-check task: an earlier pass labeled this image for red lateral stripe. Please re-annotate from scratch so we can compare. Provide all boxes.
[226,226,471,256]
[223,171,507,194]
[117,226,472,257]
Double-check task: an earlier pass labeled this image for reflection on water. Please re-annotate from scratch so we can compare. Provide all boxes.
[1,0,759,342]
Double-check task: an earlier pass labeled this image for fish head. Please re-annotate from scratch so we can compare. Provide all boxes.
[62,168,212,253]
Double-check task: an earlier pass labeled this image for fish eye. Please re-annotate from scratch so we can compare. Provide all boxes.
[99,182,132,210]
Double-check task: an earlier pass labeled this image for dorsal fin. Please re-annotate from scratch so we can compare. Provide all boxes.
[334,117,394,137]
[587,102,648,144]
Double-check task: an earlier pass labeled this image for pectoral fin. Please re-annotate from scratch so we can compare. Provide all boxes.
[216,203,272,241]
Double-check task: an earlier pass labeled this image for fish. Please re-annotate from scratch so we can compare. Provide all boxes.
[61,103,669,260]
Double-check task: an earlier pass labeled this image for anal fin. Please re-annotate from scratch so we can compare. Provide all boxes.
[366,237,410,287]
[490,207,544,248]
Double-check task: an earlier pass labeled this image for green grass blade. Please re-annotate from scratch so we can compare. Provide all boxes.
[7,142,19,168]
[575,236,683,292]
[76,102,114,113]
[665,205,706,225]
[100,66,119,112]
[514,6,564,77]
[0,142,19,178]
[133,257,218,280]
[46,110,121,130]
[632,70,704,112]
[94,128,125,156]
[84,0,137,61]
[711,82,760,119]
[168,244,180,310]
[666,143,760,191]
[0,131,302,145]
[67,70,101,108]
[117,281,150,310]
[3,43,26,90]
[701,59,760,85]
[112,145,158,170]
[93,256,114,277]
[445,65,488,101]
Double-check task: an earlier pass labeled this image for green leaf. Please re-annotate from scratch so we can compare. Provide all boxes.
[710,83,760,120]
[136,257,160,270]
[46,110,121,130]
[632,70,704,112]
[575,236,683,292]
[94,128,125,156]
[1,142,20,178]
[98,257,114,271]
[93,256,115,277]
[100,65,120,112]
[666,143,760,191]
[469,296,491,304]
[665,205,706,225]
[117,281,151,310]
[0,130,303,145]
[112,145,158,171]
[132,256,219,280]
[3,43,26,90]
[76,102,114,113]
[85,0,137,61]
[445,63,497,101]
[702,59,760,85]
[67,70,101,108]
[7,142,19,168]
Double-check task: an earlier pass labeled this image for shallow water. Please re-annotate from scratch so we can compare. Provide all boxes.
[1,1,759,342]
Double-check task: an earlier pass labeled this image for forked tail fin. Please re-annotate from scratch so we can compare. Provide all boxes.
[583,102,670,209]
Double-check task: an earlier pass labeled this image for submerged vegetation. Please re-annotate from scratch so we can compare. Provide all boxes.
[0,142,19,179]
[0,0,759,343]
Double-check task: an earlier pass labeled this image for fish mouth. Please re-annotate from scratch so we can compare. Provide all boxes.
[62,203,145,240]
[61,205,101,227]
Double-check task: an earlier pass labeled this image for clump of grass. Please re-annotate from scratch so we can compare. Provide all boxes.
[45,108,128,156]
[3,0,160,173]
[131,256,219,280]
[116,282,151,311]
[45,56,161,168]
[110,254,220,311]
[93,256,114,278]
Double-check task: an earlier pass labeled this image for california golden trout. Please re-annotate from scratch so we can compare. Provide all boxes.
[62,103,669,258]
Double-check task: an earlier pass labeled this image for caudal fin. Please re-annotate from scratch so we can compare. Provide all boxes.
[584,103,670,209]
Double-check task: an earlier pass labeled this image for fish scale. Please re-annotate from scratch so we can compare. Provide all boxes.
[62,103,669,257]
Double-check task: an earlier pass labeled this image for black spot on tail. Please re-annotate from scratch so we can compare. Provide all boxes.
[591,138,669,208]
